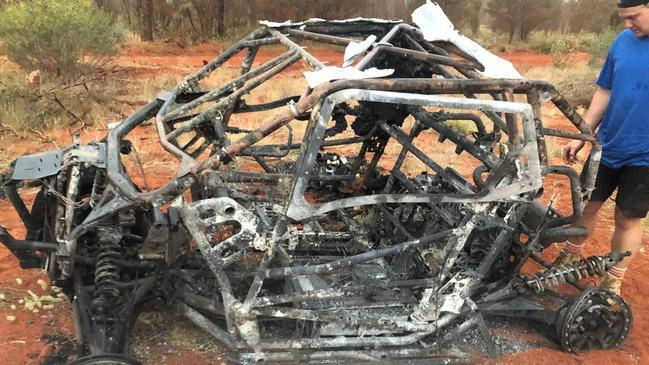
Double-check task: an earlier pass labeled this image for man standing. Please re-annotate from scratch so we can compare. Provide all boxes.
[556,0,649,295]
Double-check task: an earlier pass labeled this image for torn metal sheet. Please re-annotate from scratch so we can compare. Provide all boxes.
[343,35,377,67]
[412,0,523,79]
[303,66,395,88]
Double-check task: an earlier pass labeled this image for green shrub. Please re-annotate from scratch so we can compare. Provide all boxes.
[580,28,618,65]
[528,32,579,54]
[0,67,127,130]
[0,0,125,76]
[528,29,619,60]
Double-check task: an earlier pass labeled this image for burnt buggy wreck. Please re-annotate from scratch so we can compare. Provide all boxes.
[0,16,633,365]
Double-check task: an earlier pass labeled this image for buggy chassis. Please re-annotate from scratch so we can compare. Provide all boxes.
[0,18,632,364]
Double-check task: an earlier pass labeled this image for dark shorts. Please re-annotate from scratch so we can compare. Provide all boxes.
[581,159,649,218]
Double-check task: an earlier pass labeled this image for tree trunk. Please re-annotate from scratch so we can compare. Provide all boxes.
[138,0,154,42]
[217,0,225,37]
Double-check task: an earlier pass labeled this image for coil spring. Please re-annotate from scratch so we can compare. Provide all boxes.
[526,256,607,293]
[92,238,121,314]
[89,169,107,207]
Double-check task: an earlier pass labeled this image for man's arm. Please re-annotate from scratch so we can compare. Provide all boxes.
[563,86,611,164]
[583,86,611,132]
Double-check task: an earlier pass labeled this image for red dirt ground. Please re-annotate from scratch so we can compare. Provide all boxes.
[0,43,646,364]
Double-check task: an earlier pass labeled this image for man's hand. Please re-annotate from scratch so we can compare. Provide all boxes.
[563,140,586,164]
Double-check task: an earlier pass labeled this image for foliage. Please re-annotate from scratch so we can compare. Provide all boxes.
[98,0,487,44]
[435,0,483,34]
[565,0,618,33]
[0,0,125,76]
[527,28,619,66]
[0,68,127,130]
[487,0,563,43]
[580,28,619,65]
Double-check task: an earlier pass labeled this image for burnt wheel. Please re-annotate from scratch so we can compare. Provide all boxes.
[558,288,632,353]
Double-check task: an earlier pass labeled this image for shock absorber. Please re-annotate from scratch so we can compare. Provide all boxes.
[92,227,122,315]
[89,169,107,207]
[525,251,631,293]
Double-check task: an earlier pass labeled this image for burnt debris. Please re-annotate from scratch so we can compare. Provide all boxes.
[0,17,631,365]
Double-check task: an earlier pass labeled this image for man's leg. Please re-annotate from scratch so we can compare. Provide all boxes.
[552,160,618,267]
[611,207,644,269]
[601,165,649,294]
[570,199,607,246]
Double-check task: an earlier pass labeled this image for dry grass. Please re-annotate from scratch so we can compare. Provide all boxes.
[524,63,599,107]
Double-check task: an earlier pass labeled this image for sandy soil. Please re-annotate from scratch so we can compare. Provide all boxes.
[0,42,646,364]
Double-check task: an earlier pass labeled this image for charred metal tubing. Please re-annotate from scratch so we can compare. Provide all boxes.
[540,226,588,246]
[551,95,593,135]
[236,348,470,364]
[252,306,436,332]
[3,183,36,232]
[182,27,269,86]
[0,226,56,269]
[243,250,274,306]
[541,128,597,142]
[206,262,240,342]
[106,98,183,205]
[286,28,354,46]
[403,24,479,66]
[107,78,581,209]
[241,37,281,48]
[383,122,423,193]
[380,23,484,73]
[257,314,456,350]
[207,78,570,172]
[241,125,294,158]
[376,122,444,174]
[234,95,301,113]
[164,49,299,124]
[252,277,441,307]
[372,45,485,72]
[177,302,236,349]
[526,90,549,167]
[175,286,225,316]
[478,296,562,326]
[298,21,397,37]
[0,228,57,252]
[268,28,325,69]
[280,86,540,218]
[475,204,527,279]
[152,28,271,162]
[411,109,500,169]
[433,41,483,68]
[354,23,418,70]
[400,31,507,134]
[264,230,453,279]
[549,94,602,197]
[204,171,353,183]
[226,45,261,132]
[261,332,430,350]
[433,316,480,347]
[542,165,582,227]
[163,51,303,154]
[502,90,522,149]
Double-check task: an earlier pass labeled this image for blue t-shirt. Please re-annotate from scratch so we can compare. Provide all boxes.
[596,29,649,168]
